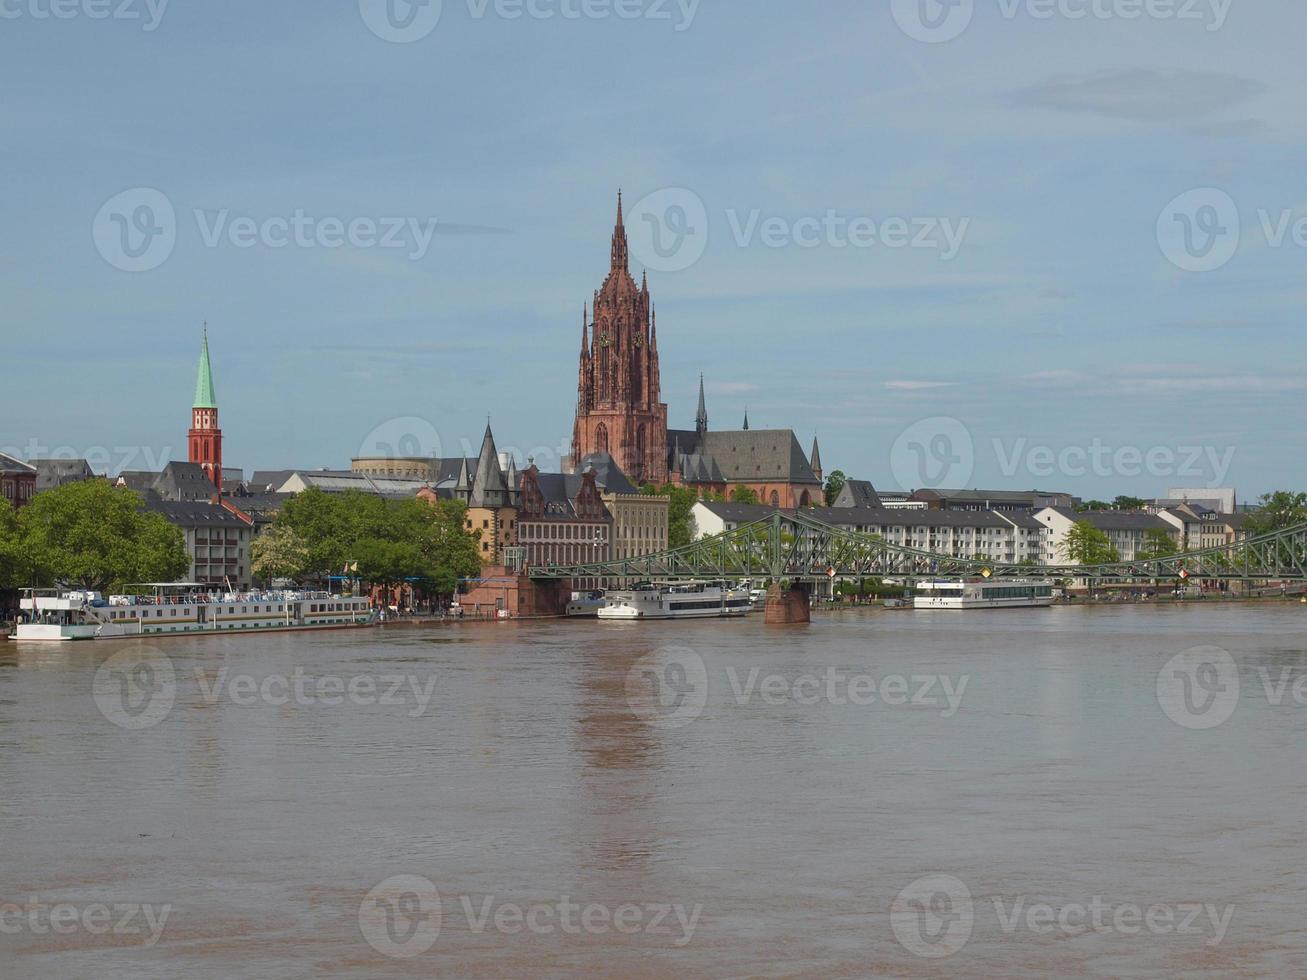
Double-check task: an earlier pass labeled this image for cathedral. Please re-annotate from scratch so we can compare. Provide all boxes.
[570,194,824,508]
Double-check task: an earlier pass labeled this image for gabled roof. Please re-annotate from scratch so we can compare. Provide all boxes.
[143,498,252,528]
[832,479,882,509]
[154,461,214,502]
[1041,507,1172,532]
[700,430,821,484]
[0,452,37,475]
[579,453,637,494]
[29,458,94,491]
[693,501,778,524]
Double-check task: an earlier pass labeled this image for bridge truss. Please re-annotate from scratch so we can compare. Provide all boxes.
[534,512,1307,584]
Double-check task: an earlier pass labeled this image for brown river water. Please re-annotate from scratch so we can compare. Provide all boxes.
[3,604,1307,978]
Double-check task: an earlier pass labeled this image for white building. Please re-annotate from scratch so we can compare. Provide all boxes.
[1035,507,1177,564]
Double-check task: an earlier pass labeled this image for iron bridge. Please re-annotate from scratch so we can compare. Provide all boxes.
[533,512,1307,584]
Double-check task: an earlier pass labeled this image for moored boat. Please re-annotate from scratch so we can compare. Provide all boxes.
[913,579,1055,610]
[598,581,753,620]
[15,586,376,642]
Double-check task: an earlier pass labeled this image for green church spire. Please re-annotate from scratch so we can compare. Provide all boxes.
[193,326,217,409]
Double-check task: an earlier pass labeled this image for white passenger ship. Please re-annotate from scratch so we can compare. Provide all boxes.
[15,586,376,642]
[914,579,1055,610]
[598,582,753,620]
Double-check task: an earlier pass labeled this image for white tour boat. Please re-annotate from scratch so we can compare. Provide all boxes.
[598,582,753,620]
[15,586,376,642]
[913,579,1055,610]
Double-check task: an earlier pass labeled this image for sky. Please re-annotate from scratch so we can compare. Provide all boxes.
[2,0,1304,502]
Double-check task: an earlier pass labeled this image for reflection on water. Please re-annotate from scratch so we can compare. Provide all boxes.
[3,605,1307,978]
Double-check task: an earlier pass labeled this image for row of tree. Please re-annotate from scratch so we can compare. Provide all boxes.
[0,481,190,593]
[251,488,482,597]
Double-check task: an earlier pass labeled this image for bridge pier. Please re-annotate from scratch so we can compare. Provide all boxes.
[764,583,811,626]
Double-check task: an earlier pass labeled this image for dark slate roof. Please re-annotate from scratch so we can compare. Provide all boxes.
[249,470,299,492]
[228,493,290,518]
[806,507,1014,529]
[1043,507,1171,531]
[832,479,882,509]
[677,452,725,484]
[701,430,820,484]
[30,458,95,491]
[994,511,1046,530]
[143,498,253,528]
[116,471,160,493]
[694,501,778,524]
[154,461,215,502]
[578,453,637,494]
[529,473,612,521]
[0,452,37,475]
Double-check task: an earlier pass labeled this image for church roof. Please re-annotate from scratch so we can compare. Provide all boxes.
[194,329,217,409]
[700,430,821,485]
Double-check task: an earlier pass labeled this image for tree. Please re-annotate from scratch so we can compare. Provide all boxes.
[1244,491,1307,536]
[823,470,847,506]
[17,481,189,591]
[0,501,28,597]
[729,485,759,505]
[643,483,698,549]
[250,525,310,584]
[1077,500,1113,513]
[1060,521,1120,565]
[1112,496,1147,512]
[1137,528,1179,562]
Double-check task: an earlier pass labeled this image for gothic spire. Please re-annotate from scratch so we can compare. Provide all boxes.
[810,435,823,476]
[743,407,750,431]
[194,325,217,409]
[582,305,589,352]
[610,189,628,272]
[695,374,708,434]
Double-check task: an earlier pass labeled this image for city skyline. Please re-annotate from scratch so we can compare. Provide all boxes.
[3,2,1305,498]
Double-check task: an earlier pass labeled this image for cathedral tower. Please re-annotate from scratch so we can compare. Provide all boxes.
[570,193,669,485]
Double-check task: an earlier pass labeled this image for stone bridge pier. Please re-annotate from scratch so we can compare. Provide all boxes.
[764,582,812,625]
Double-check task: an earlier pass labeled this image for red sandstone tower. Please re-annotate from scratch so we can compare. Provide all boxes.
[188,328,223,490]
[570,193,669,486]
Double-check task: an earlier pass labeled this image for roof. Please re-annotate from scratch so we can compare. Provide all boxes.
[693,501,778,524]
[29,458,94,491]
[528,472,611,521]
[154,461,215,502]
[912,488,1071,506]
[0,452,37,475]
[194,330,217,409]
[578,453,637,494]
[701,430,820,484]
[1042,507,1172,532]
[143,498,252,528]
[250,470,299,492]
[806,507,1016,529]
[832,479,882,509]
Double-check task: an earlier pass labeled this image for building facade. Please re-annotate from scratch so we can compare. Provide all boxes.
[570,193,670,486]
[0,453,37,509]
[516,465,612,582]
[144,499,255,589]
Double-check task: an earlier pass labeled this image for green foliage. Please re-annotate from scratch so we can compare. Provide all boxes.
[823,470,847,506]
[1113,496,1148,512]
[274,489,481,593]
[729,485,759,504]
[1077,500,1113,512]
[643,483,699,548]
[15,481,189,591]
[1137,528,1179,561]
[0,500,26,591]
[1244,491,1307,537]
[1060,521,1120,566]
[250,525,310,584]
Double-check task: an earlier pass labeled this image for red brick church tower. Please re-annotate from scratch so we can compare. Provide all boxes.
[570,193,669,486]
[188,327,223,490]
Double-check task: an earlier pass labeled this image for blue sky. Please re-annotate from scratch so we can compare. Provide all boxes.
[2,0,1303,501]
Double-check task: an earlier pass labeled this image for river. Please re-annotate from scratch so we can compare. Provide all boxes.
[2,604,1306,978]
